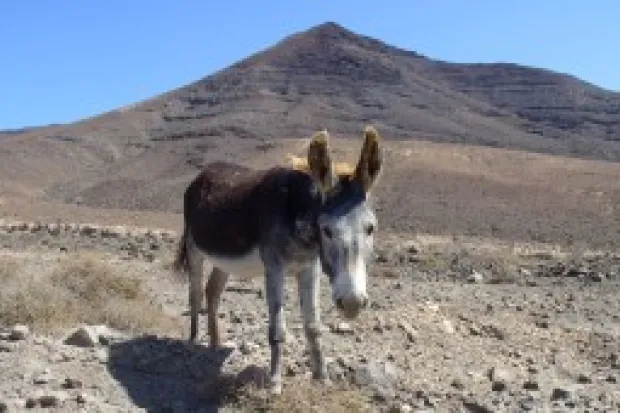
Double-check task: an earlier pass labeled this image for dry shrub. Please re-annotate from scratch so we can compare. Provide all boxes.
[229,377,372,413]
[0,253,180,335]
[419,250,451,272]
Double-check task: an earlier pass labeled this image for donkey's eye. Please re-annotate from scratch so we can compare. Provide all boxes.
[365,224,375,236]
[322,227,333,239]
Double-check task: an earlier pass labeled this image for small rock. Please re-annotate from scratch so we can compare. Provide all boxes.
[451,378,465,390]
[397,321,417,342]
[605,375,616,383]
[94,348,110,364]
[469,325,482,336]
[239,341,259,355]
[462,399,494,413]
[0,401,7,413]
[221,340,237,349]
[489,367,511,392]
[426,303,439,312]
[76,393,88,404]
[483,324,507,340]
[0,343,15,353]
[285,364,297,377]
[94,325,122,345]
[523,380,540,390]
[590,273,604,282]
[519,396,536,411]
[9,324,29,341]
[576,373,591,384]
[33,370,53,385]
[63,326,99,347]
[354,361,399,402]
[25,398,37,408]
[550,387,572,400]
[389,403,413,413]
[441,319,455,334]
[38,392,67,408]
[467,271,484,283]
[334,322,354,335]
[62,378,83,389]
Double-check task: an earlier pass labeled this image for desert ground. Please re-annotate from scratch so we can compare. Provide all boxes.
[1,137,620,413]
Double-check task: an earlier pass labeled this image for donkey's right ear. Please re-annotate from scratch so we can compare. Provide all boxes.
[307,130,336,193]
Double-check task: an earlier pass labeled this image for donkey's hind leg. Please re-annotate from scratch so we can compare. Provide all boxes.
[205,266,229,347]
[187,239,205,343]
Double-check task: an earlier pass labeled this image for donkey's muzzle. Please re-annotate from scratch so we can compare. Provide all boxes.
[336,294,368,319]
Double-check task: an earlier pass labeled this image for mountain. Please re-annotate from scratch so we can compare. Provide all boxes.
[1,22,620,247]
[140,21,620,158]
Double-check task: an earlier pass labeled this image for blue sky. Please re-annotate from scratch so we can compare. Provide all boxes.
[1,0,618,130]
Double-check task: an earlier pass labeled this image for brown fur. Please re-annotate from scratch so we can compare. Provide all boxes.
[287,154,355,178]
[182,161,271,257]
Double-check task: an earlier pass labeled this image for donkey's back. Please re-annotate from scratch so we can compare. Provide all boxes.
[174,160,322,277]
[183,161,266,257]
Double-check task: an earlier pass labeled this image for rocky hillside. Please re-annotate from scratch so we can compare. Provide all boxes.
[1,22,620,248]
[133,22,620,160]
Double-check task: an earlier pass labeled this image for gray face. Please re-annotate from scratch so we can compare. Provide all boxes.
[304,125,383,320]
[318,191,377,319]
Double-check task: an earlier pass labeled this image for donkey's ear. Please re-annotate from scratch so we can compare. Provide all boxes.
[307,130,336,192]
[353,126,383,192]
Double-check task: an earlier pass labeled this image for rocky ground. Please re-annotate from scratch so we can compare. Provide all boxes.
[0,219,619,412]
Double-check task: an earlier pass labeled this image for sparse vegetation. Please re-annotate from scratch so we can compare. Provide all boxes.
[232,378,372,413]
[0,253,180,335]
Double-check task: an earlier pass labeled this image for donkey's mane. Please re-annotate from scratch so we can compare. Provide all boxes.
[285,154,355,178]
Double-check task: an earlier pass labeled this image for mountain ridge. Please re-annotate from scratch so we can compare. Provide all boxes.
[1,21,620,248]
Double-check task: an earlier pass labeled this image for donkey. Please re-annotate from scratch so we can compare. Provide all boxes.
[173,126,383,394]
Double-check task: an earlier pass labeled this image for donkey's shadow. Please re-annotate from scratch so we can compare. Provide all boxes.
[107,335,267,412]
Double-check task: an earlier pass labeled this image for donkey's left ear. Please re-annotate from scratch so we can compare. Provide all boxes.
[353,125,383,192]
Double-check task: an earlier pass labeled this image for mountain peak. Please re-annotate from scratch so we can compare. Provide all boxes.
[304,21,355,37]
[230,21,401,72]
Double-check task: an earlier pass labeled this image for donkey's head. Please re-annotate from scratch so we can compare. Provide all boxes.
[304,126,383,319]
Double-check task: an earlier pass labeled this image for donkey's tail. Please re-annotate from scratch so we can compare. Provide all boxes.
[172,227,189,275]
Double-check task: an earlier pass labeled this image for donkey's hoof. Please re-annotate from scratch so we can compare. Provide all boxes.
[313,374,332,387]
[268,378,282,395]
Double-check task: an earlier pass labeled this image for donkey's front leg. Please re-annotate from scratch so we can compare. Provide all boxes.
[297,259,328,382]
[264,262,286,394]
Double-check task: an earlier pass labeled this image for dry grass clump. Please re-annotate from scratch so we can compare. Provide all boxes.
[233,378,371,412]
[0,253,180,335]
[194,366,371,412]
